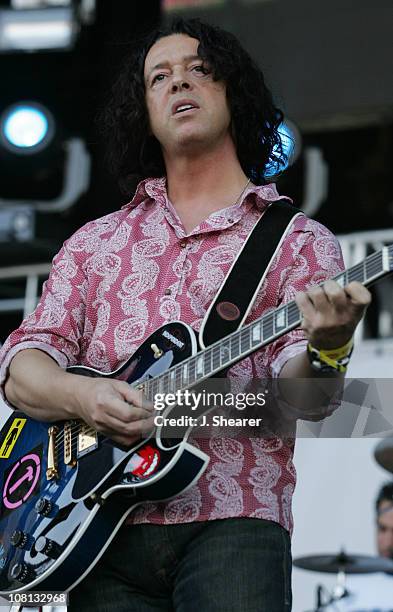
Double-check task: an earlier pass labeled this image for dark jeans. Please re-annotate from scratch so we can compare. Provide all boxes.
[69,517,292,612]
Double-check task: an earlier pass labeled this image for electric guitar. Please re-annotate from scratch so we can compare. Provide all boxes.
[0,244,392,595]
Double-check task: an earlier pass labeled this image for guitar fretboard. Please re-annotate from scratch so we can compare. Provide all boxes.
[139,246,392,399]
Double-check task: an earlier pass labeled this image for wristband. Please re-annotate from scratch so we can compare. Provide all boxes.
[307,338,354,373]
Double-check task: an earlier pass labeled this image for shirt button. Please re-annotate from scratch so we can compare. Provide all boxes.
[164,288,172,296]
[179,241,187,248]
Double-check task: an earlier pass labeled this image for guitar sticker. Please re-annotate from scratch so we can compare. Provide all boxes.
[0,418,26,459]
[126,445,161,478]
[1,446,42,518]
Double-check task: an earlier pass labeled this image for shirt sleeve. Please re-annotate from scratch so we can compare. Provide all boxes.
[249,216,346,422]
[265,216,345,377]
[0,235,88,405]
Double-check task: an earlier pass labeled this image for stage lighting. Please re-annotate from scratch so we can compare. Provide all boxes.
[0,207,34,242]
[264,119,302,179]
[0,7,77,52]
[12,1,72,7]
[0,102,54,154]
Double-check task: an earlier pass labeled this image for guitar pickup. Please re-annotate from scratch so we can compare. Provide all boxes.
[63,421,77,467]
[46,425,59,480]
[77,425,98,458]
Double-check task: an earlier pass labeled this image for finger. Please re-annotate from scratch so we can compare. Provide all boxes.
[295,291,316,319]
[105,398,153,424]
[111,423,155,448]
[98,412,155,438]
[114,381,154,411]
[322,280,347,310]
[306,285,331,311]
[344,282,372,306]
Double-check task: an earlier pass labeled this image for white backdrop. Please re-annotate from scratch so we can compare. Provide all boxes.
[292,438,391,611]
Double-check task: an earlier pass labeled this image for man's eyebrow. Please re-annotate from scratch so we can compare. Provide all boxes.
[147,54,202,77]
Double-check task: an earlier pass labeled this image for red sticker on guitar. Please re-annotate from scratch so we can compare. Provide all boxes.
[128,445,160,478]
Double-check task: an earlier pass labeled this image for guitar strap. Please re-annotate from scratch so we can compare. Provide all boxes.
[199,199,303,348]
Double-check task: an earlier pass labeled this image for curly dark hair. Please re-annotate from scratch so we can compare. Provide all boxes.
[376,482,393,513]
[100,17,284,197]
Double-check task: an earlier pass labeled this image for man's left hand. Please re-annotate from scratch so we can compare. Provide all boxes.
[295,280,372,349]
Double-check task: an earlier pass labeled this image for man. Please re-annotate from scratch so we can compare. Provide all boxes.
[0,18,371,611]
[376,482,393,560]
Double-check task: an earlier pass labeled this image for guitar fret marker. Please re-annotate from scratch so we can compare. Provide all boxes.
[196,356,204,376]
[335,274,345,287]
[220,345,230,362]
[182,364,188,383]
[274,309,286,331]
[252,325,261,343]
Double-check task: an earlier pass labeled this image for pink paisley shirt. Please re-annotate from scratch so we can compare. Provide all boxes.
[0,177,344,534]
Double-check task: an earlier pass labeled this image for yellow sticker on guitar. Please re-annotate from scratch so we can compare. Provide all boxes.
[0,418,26,459]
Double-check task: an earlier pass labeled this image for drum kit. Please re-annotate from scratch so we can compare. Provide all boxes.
[293,438,393,611]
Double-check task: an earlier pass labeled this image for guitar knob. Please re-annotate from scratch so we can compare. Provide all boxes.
[35,497,52,516]
[10,529,28,549]
[34,536,61,560]
[10,562,34,583]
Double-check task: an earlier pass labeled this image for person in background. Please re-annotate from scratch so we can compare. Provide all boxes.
[376,481,393,560]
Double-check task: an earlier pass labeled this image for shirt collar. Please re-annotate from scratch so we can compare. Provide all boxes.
[121,176,291,212]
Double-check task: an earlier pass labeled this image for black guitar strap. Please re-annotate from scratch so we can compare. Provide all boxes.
[199,199,303,348]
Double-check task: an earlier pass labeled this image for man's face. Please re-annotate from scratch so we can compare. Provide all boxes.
[376,501,393,559]
[144,34,232,154]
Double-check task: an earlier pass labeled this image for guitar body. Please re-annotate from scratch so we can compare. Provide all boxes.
[0,322,209,594]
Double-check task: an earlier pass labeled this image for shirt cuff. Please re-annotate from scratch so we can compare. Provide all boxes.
[270,339,308,378]
[0,341,69,409]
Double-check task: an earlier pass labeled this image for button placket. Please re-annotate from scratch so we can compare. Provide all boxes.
[174,238,192,297]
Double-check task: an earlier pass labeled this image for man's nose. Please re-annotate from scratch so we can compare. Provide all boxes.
[170,72,192,93]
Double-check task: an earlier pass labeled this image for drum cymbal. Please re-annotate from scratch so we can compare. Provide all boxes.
[374,438,393,474]
[293,551,393,574]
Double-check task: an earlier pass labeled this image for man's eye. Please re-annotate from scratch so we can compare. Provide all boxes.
[152,74,166,84]
[193,65,209,74]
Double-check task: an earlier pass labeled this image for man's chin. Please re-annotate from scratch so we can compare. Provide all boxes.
[173,132,211,152]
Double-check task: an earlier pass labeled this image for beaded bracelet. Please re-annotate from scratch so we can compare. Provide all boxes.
[307,337,354,373]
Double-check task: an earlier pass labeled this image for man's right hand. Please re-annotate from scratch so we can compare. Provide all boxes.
[5,349,154,448]
[72,377,155,447]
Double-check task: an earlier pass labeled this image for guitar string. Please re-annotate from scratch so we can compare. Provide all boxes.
[52,252,385,449]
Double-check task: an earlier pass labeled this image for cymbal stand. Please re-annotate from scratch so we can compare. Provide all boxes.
[311,571,350,611]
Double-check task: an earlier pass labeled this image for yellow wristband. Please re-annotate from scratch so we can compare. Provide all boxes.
[307,338,354,373]
[318,337,354,362]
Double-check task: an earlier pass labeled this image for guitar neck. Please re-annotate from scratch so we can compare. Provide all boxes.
[141,246,393,399]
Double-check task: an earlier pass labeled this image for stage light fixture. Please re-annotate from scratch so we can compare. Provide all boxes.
[264,119,302,179]
[12,1,71,7]
[0,102,54,154]
[0,207,34,242]
[0,7,77,52]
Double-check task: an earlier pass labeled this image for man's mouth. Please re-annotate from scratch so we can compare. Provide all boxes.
[171,100,200,115]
